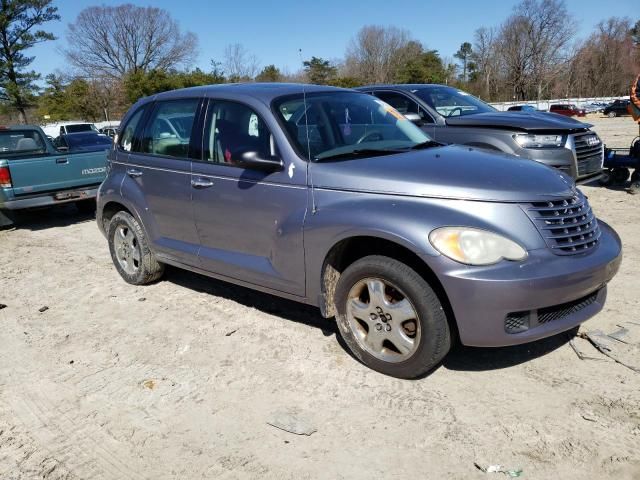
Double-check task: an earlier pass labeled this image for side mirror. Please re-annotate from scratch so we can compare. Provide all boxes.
[403,112,422,125]
[236,150,283,172]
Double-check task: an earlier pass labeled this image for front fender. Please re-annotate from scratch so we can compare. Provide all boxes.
[303,189,544,306]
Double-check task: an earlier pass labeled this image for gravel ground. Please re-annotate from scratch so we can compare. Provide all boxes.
[0,116,638,480]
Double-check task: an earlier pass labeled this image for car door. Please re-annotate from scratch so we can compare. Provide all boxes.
[371,90,436,138]
[123,98,203,265]
[191,99,307,296]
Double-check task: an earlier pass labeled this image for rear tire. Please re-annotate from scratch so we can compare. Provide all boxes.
[334,255,451,379]
[0,209,15,229]
[612,167,630,185]
[607,111,617,118]
[75,199,96,214]
[599,169,613,187]
[108,211,164,285]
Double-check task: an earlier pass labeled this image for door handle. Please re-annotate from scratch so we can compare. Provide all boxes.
[56,158,68,164]
[127,168,143,178]
[191,178,214,189]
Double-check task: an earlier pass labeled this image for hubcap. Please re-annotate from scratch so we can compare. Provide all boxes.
[113,225,141,275]
[346,277,421,363]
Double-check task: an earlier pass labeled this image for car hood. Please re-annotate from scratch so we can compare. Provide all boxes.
[311,145,575,202]
[445,111,591,131]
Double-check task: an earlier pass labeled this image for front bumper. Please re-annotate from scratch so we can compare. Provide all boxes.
[426,220,622,347]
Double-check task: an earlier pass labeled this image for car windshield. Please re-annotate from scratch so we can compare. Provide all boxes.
[411,86,495,117]
[0,130,46,155]
[62,133,112,152]
[273,91,431,161]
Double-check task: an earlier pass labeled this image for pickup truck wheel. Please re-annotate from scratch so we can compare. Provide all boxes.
[108,211,164,285]
[75,199,96,214]
[0,209,15,229]
[334,255,451,379]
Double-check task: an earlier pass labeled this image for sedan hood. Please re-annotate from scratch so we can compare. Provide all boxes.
[311,145,575,202]
[445,111,592,131]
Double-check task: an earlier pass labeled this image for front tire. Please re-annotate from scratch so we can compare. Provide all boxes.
[607,111,617,118]
[108,211,164,285]
[334,255,451,379]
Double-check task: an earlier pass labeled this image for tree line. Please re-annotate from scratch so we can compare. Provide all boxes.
[0,0,638,124]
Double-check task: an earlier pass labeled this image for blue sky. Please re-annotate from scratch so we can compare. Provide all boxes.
[31,0,637,78]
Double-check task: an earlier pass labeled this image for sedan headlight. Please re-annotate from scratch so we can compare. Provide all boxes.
[514,134,564,148]
[429,227,527,265]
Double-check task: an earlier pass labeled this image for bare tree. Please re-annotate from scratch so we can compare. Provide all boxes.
[516,0,573,101]
[567,17,638,97]
[64,4,198,78]
[471,27,500,99]
[223,43,259,82]
[344,25,414,83]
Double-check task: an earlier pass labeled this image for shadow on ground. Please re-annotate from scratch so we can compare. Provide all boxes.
[164,265,576,375]
[1,204,95,232]
[165,266,337,337]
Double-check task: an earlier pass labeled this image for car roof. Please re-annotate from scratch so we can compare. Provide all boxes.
[149,83,353,104]
[356,84,456,91]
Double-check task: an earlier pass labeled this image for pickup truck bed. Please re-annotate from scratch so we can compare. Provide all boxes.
[0,126,108,227]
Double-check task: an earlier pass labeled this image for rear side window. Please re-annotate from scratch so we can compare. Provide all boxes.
[140,99,199,159]
[0,130,46,156]
[119,107,146,152]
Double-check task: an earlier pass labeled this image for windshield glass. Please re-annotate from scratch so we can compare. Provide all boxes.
[0,130,46,156]
[62,133,112,152]
[273,91,430,160]
[412,86,495,117]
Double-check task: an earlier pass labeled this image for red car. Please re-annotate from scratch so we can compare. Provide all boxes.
[549,103,586,117]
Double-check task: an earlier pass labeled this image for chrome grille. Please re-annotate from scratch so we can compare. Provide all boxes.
[525,193,601,255]
[572,133,603,177]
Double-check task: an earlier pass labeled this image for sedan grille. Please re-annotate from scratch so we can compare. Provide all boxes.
[573,133,603,177]
[525,193,601,255]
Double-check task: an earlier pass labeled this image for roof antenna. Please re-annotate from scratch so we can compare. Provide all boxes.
[299,48,317,214]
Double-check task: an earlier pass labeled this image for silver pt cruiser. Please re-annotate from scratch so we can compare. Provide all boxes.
[96,84,622,378]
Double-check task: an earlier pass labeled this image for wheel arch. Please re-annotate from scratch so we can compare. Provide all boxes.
[318,235,458,341]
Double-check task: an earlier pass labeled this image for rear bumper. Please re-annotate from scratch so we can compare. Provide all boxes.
[1,186,99,210]
[425,220,622,347]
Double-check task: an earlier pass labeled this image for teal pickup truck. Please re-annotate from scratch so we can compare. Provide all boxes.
[0,125,109,227]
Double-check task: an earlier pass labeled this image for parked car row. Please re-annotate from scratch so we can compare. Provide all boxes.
[89,83,621,378]
[0,83,625,378]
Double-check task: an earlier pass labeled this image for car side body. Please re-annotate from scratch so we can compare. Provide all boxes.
[96,83,621,378]
[0,125,108,227]
[549,103,586,117]
[357,85,602,184]
[603,99,631,118]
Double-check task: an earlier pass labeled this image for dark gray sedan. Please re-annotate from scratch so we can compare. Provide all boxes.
[96,83,621,378]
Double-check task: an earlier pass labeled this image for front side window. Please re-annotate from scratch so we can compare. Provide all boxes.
[140,99,199,158]
[119,107,146,152]
[204,101,271,165]
[373,92,433,124]
[273,91,430,161]
[412,86,495,117]
[0,130,46,156]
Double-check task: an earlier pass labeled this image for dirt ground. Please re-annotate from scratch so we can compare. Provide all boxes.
[0,116,639,480]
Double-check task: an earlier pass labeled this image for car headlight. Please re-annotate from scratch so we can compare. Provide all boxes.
[514,134,564,148]
[429,227,527,265]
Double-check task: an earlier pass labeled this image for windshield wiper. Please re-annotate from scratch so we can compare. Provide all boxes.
[314,148,403,162]
[407,140,443,150]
